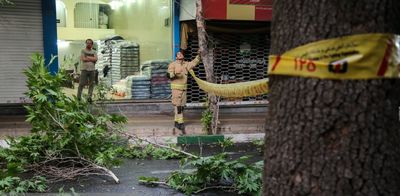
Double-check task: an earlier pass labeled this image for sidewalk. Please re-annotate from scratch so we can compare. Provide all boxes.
[0,102,267,143]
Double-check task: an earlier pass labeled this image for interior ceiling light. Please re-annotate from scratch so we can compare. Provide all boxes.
[57,40,70,48]
[109,0,123,10]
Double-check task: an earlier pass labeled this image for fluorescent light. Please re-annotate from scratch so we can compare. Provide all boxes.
[57,40,70,48]
[109,0,123,10]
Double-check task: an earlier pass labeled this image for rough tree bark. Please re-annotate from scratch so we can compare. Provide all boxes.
[196,0,219,134]
[264,0,400,195]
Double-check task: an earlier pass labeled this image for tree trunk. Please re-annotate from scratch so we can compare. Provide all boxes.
[196,0,218,134]
[264,0,400,195]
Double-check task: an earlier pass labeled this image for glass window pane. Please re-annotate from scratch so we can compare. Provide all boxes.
[56,0,173,101]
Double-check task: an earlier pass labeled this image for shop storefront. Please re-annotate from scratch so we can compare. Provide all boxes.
[0,0,176,104]
[180,0,272,105]
[0,0,271,105]
[56,0,174,101]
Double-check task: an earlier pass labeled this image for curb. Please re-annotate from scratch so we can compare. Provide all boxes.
[0,133,265,148]
[177,135,225,145]
[136,133,265,145]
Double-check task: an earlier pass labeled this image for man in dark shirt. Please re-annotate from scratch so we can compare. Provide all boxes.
[77,39,97,102]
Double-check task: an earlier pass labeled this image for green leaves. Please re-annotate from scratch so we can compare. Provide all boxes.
[34,94,48,102]
[122,144,185,160]
[251,139,264,153]
[201,108,213,133]
[24,54,65,105]
[236,168,262,194]
[138,176,160,187]
[0,176,47,194]
[218,137,234,152]
[0,53,128,193]
[19,53,127,166]
[163,153,263,195]
[109,114,127,124]
[46,89,58,96]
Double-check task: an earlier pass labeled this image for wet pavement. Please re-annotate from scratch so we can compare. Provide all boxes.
[49,159,183,195]
[47,143,263,195]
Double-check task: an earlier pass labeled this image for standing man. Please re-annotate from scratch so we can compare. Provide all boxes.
[77,39,97,102]
[167,50,201,134]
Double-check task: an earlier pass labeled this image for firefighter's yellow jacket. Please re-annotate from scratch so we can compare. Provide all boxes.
[168,55,201,90]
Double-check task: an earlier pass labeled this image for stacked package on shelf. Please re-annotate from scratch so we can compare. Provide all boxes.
[140,63,151,77]
[96,37,140,86]
[96,40,111,85]
[141,60,172,99]
[128,75,151,100]
[108,46,122,85]
[118,42,140,79]
[96,36,122,86]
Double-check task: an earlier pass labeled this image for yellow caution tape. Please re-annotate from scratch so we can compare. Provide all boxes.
[269,33,400,79]
[188,70,268,98]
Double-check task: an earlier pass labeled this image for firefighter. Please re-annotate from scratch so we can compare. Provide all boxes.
[167,50,201,134]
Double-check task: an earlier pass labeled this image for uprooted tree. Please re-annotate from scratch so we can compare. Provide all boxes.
[264,0,400,195]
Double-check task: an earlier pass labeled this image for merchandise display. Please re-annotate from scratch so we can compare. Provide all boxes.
[128,75,151,99]
[141,60,171,99]
[96,37,140,86]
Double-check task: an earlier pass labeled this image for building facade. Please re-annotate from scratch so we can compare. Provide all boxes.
[0,0,271,106]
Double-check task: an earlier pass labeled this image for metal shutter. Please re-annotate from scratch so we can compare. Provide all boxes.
[74,3,99,28]
[185,31,270,105]
[0,0,43,104]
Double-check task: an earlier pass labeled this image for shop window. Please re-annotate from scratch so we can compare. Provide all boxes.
[57,0,173,101]
[74,3,111,29]
[56,0,66,27]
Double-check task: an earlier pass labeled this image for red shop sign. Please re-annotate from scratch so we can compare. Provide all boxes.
[229,0,273,6]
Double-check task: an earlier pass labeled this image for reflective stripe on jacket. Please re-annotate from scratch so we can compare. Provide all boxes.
[168,55,200,90]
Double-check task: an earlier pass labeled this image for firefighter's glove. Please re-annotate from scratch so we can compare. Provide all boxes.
[167,72,176,80]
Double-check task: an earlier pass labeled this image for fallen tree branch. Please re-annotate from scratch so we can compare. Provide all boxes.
[110,125,199,159]
[46,110,67,131]
[39,111,121,184]
[94,164,120,184]
[29,155,120,184]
